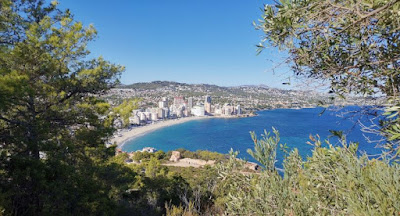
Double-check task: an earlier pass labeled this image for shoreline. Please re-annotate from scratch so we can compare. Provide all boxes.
[111,107,321,150]
[112,105,373,153]
[111,116,215,149]
[111,114,257,149]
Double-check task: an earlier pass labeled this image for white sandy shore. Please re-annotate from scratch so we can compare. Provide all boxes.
[111,116,214,148]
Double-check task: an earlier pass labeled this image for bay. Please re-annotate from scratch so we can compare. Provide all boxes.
[122,106,382,167]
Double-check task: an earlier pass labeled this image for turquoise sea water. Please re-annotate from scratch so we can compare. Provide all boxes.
[122,107,382,167]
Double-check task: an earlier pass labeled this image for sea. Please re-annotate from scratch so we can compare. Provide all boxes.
[122,106,383,168]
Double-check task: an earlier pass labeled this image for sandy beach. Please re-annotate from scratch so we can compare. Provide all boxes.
[111,116,212,148]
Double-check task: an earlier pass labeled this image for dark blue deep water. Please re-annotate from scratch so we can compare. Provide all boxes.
[122,107,382,168]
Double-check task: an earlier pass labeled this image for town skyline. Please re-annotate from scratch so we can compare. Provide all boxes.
[105,80,380,126]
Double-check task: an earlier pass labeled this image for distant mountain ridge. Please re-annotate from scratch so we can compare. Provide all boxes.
[107,81,376,110]
[117,81,312,94]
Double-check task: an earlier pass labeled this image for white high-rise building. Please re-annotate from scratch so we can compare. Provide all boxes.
[139,112,147,121]
[129,115,140,125]
[236,105,241,115]
[191,106,205,116]
[162,107,170,118]
[224,106,232,116]
[159,97,168,108]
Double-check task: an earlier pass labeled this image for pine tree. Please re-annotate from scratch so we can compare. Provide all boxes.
[0,1,127,214]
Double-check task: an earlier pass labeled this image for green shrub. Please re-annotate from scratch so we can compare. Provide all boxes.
[218,129,400,215]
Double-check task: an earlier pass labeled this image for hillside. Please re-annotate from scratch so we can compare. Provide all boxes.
[107,81,375,110]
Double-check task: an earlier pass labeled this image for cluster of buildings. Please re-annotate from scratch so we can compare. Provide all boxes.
[106,82,383,129]
[105,81,382,116]
[115,96,243,128]
[104,82,331,113]
[191,96,242,117]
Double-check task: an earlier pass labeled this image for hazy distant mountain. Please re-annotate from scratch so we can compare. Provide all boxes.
[108,81,378,110]
[118,81,308,96]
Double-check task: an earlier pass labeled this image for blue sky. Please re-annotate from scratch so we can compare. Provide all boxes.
[59,0,294,87]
